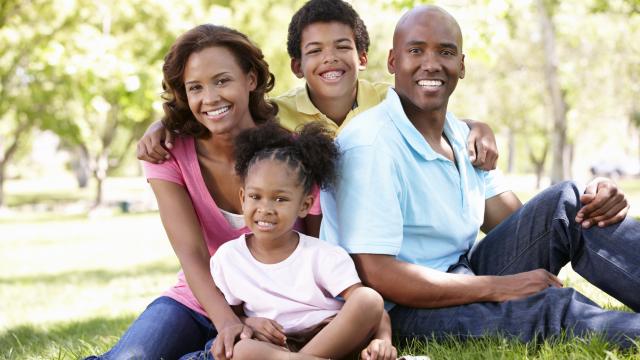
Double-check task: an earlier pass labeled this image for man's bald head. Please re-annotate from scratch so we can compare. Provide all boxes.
[393,5,463,52]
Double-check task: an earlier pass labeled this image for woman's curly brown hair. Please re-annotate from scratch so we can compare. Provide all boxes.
[161,24,278,138]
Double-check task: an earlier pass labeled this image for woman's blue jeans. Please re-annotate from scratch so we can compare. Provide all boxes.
[85,296,217,360]
[390,181,640,347]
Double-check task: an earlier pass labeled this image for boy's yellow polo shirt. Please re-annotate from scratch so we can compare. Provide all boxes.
[274,79,390,133]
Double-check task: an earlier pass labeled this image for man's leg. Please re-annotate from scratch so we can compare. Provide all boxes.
[390,287,640,347]
[470,181,640,311]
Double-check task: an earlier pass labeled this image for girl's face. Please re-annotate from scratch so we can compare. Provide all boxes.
[240,158,314,243]
[183,46,257,137]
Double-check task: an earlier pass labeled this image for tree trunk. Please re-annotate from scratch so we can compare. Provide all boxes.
[536,0,568,184]
[92,151,109,208]
[0,164,5,207]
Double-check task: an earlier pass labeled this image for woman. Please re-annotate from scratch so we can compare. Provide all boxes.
[87,24,316,360]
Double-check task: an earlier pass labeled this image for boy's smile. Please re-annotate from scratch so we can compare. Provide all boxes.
[291,21,367,103]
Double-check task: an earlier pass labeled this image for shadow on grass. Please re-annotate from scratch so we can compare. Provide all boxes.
[0,314,135,359]
[0,260,180,286]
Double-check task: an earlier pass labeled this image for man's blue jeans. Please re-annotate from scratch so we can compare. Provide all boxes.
[389,181,640,346]
[85,296,217,360]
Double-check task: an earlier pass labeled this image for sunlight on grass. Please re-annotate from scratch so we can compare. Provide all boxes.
[1,177,639,359]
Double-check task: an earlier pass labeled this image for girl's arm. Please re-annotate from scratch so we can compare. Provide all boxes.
[150,179,251,360]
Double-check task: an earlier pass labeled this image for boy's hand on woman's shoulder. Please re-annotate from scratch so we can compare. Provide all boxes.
[464,119,499,171]
[361,338,397,360]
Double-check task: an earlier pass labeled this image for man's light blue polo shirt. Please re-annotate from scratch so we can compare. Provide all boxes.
[320,88,507,272]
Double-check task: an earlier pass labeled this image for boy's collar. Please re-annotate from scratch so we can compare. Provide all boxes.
[296,83,359,116]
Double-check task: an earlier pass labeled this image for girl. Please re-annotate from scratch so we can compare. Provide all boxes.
[189,122,396,360]
[86,25,319,360]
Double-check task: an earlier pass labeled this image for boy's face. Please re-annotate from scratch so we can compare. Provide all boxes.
[291,21,367,104]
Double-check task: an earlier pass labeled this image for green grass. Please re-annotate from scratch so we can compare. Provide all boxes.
[1,177,640,359]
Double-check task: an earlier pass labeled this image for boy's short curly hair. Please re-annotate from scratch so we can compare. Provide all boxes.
[287,0,370,60]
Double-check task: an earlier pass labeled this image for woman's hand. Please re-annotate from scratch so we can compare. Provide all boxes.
[243,317,287,346]
[211,322,253,360]
[361,338,397,360]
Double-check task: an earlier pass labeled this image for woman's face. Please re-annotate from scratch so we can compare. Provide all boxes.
[183,46,257,136]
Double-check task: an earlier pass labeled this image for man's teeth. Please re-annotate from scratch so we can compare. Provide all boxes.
[322,71,343,80]
[417,80,443,87]
[206,106,230,116]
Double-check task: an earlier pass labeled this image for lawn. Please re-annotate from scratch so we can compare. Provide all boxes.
[1,177,639,359]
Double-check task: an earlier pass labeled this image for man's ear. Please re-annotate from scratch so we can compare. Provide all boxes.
[358,51,368,71]
[291,58,304,79]
[298,194,314,218]
[459,54,465,79]
[387,49,396,74]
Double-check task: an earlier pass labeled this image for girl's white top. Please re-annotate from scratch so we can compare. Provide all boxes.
[210,232,361,333]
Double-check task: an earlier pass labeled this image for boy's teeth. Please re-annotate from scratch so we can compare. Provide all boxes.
[206,106,230,116]
[257,221,274,227]
[321,71,343,80]
[418,80,443,87]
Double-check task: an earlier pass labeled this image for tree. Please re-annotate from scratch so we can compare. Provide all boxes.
[55,0,177,207]
[0,0,80,206]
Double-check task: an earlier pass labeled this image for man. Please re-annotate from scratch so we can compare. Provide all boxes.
[321,5,640,346]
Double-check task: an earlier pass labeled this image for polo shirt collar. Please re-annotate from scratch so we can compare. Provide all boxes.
[295,80,376,117]
[295,85,321,116]
[384,88,462,162]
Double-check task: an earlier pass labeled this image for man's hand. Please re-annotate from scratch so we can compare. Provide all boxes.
[465,120,498,171]
[243,317,287,346]
[136,121,173,164]
[575,178,629,229]
[491,269,563,302]
[361,339,397,360]
[211,322,252,360]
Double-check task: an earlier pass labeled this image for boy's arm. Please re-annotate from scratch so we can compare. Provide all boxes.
[136,120,174,163]
[462,119,498,171]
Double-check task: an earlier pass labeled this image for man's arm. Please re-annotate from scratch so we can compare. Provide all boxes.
[481,191,523,234]
[352,254,562,308]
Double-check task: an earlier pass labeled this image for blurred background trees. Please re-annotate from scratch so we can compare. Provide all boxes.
[0,0,638,209]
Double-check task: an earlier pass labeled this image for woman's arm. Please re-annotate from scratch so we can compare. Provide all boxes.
[150,179,251,360]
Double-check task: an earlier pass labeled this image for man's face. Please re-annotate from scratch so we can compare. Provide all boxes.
[291,21,367,103]
[388,10,465,116]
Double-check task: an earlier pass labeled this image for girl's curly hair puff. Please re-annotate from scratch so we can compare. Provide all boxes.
[234,122,339,194]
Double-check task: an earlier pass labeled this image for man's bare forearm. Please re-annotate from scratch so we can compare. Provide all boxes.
[352,254,509,308]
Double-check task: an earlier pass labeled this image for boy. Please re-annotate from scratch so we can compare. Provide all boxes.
[137,0,498,170]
